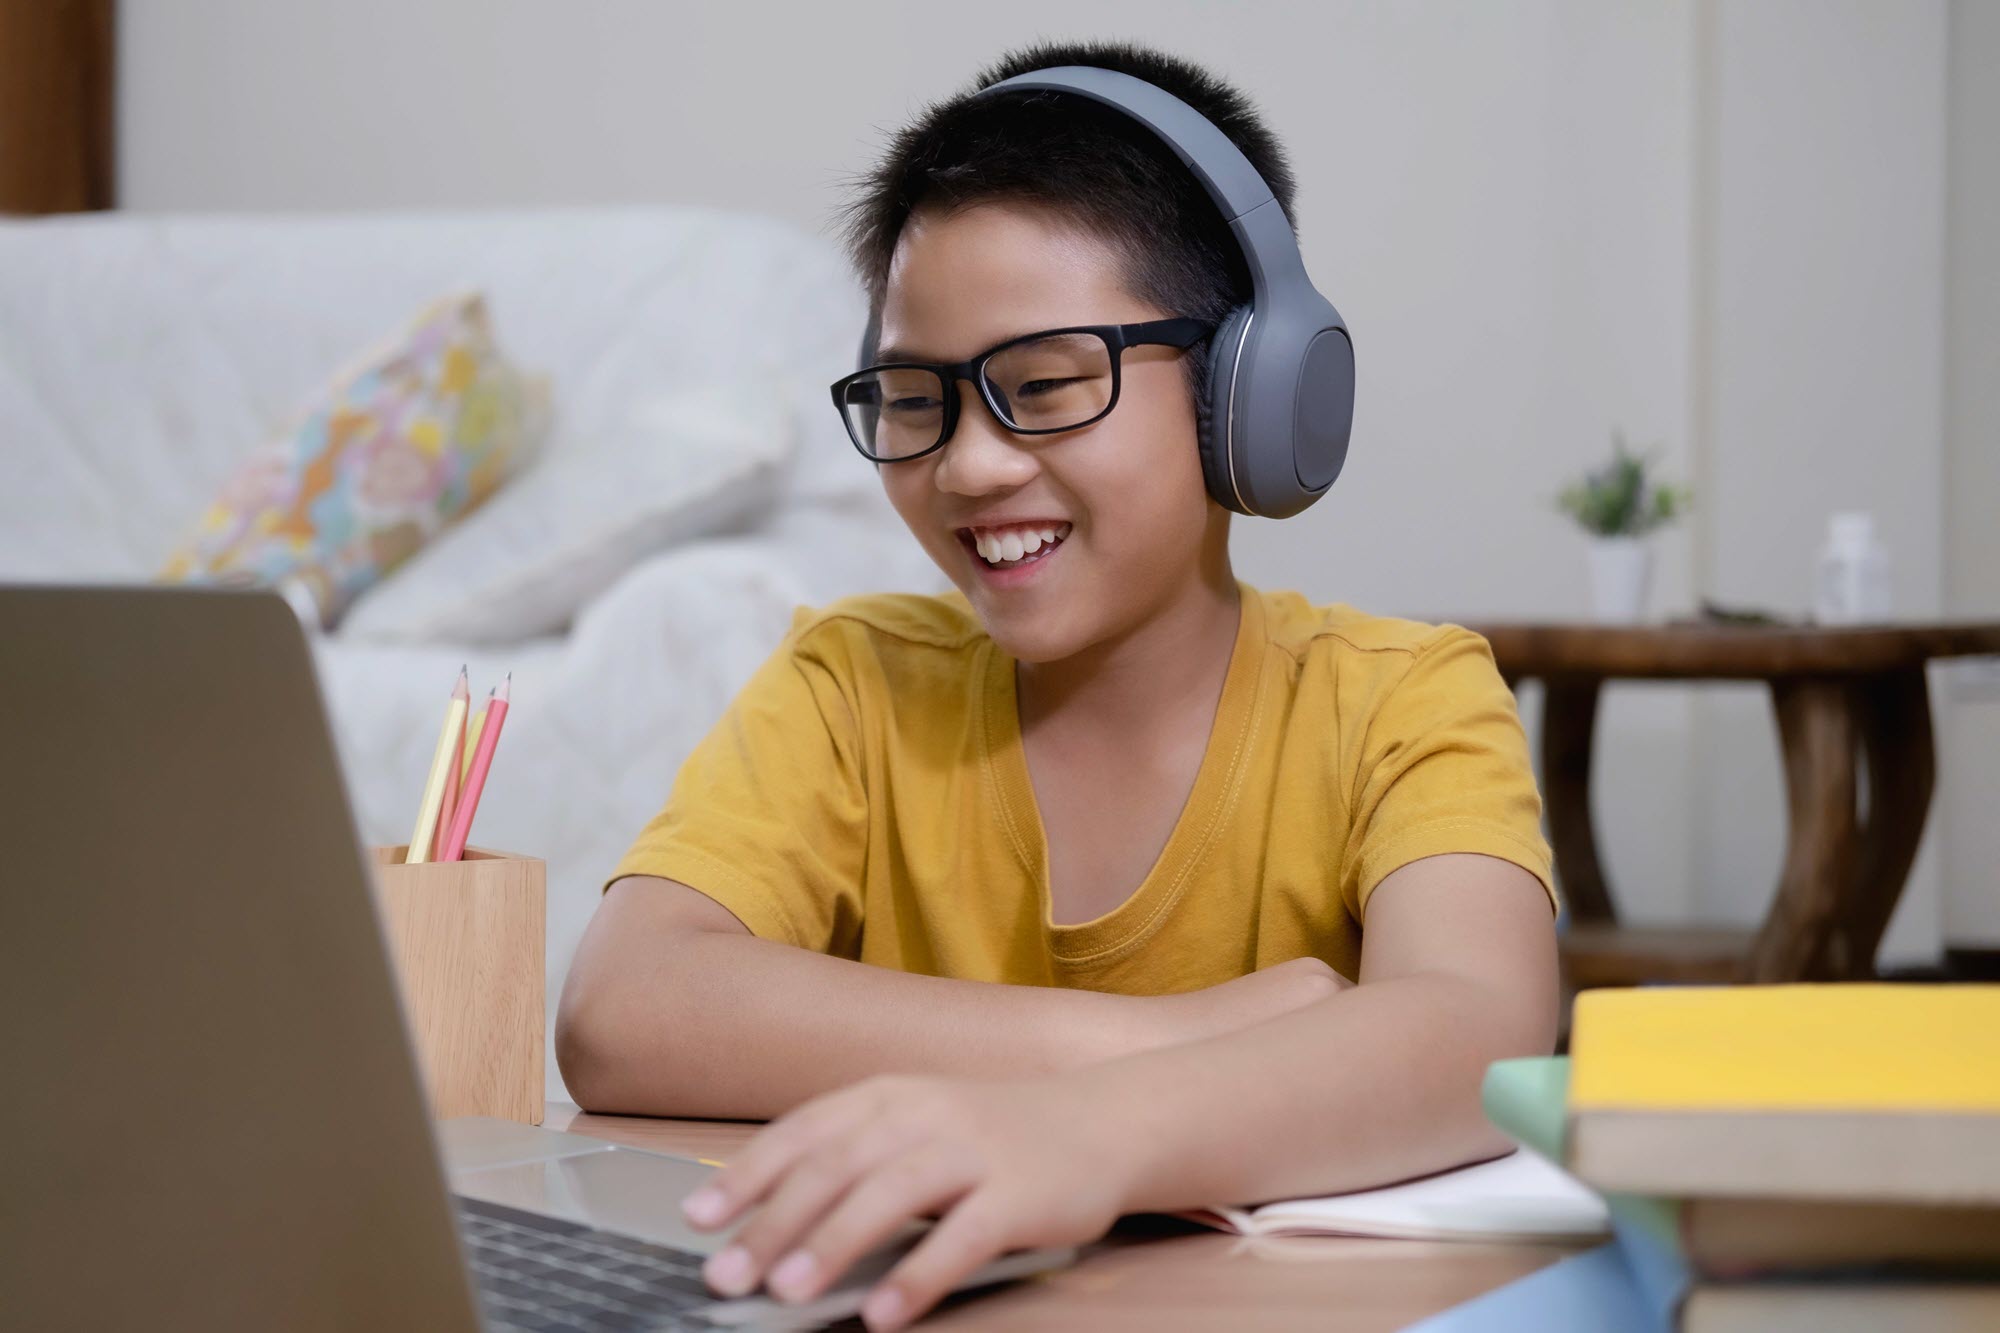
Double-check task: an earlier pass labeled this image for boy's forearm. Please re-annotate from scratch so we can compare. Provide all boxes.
[559,932,1144,1120]
[1081,973,1542,1214]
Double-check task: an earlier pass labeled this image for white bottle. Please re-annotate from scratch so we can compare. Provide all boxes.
[1814,511,1892,625]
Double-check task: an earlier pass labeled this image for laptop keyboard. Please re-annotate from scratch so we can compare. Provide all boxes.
[456,1194,788,1333]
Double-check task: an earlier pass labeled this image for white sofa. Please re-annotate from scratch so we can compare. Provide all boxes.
[0,208,946,1099]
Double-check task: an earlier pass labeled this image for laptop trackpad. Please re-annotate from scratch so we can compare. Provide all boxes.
[453,1143,932,1261]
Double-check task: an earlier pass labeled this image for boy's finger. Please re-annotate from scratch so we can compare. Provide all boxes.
[705,1125,905,1298]
[769,1146,973,1305]
[863,1189,1011,1332]
[683,1092,866,1230]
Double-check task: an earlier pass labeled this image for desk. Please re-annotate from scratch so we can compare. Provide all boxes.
[543,1102,1582,1331]
[1463,620,2000,986]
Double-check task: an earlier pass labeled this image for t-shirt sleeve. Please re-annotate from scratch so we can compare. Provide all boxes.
[1338,626,1558,923]
[604,614,867,956]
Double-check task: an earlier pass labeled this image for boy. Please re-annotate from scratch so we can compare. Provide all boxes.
[557,38,1559,1332]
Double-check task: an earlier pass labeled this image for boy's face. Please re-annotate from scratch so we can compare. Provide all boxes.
[875,201,1226,664]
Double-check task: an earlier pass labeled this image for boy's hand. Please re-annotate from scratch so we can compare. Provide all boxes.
[680,1071,1144,1330]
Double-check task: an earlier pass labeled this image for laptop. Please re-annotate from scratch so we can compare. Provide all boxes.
[0,584,1075,1332]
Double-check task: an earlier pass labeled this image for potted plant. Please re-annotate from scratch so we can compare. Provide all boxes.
[1557,433,1691,623]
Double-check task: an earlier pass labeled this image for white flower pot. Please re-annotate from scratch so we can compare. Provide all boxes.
[1586,536,1653,623]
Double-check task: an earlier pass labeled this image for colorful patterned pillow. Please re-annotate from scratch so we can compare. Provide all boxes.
[159,292,547,628]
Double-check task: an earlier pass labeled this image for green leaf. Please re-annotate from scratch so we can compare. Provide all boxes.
[1557,434,1691,536]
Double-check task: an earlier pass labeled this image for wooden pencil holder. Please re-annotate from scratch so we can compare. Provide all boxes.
[369,845,545,1125]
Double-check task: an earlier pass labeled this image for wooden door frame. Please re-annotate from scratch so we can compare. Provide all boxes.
[0,0,115,213]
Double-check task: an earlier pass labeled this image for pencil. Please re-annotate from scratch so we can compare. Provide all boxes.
[437,673,510,862]
[405,666,469,865]
[461,705,486,785]
[435,689,468,858]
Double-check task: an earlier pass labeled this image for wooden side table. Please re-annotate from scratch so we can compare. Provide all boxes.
[1460,620,2000,988]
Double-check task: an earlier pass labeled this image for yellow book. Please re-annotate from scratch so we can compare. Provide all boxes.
[1566,984,2000,1203]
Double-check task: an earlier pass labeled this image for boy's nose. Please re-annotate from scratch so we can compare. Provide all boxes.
[932,380,1037,496]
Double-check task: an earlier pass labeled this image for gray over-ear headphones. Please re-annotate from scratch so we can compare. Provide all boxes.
[858,64,1354,519]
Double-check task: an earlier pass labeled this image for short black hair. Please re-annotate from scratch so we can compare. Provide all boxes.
[833,38,1299,405]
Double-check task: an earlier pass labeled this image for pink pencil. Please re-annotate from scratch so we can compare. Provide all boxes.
[437,674,509,862]
[434,666,469,859]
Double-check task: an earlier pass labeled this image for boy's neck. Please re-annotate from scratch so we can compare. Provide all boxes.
[1015,557,1243,740]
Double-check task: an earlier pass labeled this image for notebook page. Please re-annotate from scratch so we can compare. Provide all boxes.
[1202,1149,1610,1242]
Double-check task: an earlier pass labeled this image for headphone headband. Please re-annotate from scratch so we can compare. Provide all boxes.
[970,67,1308,298]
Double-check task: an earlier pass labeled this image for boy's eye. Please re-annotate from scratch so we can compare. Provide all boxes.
[1019,379,1078,397]
[886,396,942,413]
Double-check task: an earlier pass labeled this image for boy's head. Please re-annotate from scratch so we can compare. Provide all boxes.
[835,40,1299,665]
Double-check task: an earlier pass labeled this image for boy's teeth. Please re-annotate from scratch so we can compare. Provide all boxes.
[972,522,1070,566]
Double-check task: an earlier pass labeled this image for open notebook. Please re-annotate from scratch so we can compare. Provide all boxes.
[1177,1148,1610,1243]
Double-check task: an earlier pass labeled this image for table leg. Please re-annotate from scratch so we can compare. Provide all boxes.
[1754,678,1861,980]
[1836,668,1936,976]
[1542,677,1614,923]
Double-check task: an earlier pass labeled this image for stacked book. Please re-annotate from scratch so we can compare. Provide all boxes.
[1474,984,2000,1333]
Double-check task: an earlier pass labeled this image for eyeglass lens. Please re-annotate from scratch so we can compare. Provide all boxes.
[838,331,1115,460]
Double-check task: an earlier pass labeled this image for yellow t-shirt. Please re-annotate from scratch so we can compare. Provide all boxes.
[608,580,1557,990]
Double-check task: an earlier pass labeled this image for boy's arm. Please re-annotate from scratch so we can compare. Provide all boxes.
[556,875,1345,1120]
[664,850,1557,1324]
[1100,851,1560,1211]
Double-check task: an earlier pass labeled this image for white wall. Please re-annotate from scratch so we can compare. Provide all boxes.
[1942,0,2000,947]
[1692,0,1949,962]
[118,0,1992,958]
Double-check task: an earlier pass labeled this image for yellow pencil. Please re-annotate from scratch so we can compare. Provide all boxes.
[460,704,487,785]
[406,666,470,864]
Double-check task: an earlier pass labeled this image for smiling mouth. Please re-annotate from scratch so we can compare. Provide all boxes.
[958,522,1073,569]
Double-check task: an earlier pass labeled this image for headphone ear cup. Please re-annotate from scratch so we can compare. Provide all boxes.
[1196,305,1253,513]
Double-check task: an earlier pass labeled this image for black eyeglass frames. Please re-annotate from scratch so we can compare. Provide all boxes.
[828,316,1215,463]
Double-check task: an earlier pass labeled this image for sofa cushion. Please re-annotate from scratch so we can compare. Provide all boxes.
[339,383,793,643]
[158,291,547,628]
